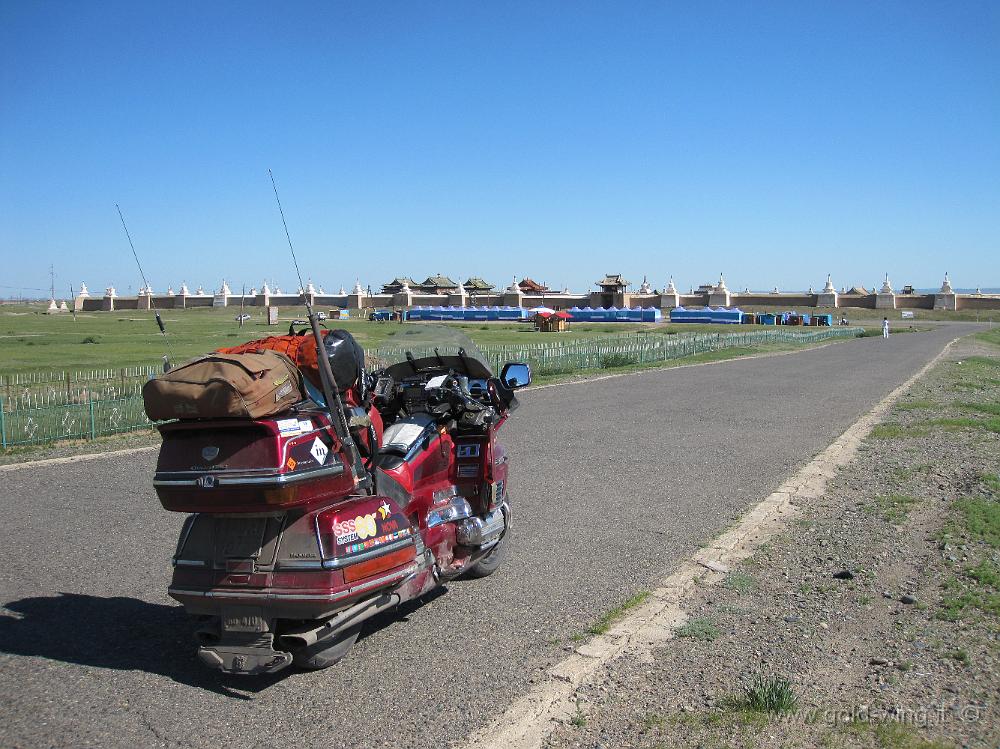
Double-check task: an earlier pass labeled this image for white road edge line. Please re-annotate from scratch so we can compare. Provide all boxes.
[459,334,962,749]
[1,336,851,473]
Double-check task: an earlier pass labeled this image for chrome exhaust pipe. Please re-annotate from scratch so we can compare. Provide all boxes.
[280,593,400,649]
[455,504,507,547]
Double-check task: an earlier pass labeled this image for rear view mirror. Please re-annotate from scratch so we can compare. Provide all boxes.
[500,362,531,389]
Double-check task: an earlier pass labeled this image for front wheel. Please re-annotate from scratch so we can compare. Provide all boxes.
[291,624,361,670]
[463,504,511,579]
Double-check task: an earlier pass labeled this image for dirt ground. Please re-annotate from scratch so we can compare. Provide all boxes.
[546,334,999,749]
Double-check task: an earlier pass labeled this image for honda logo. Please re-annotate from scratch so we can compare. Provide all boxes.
[196,475,217,489]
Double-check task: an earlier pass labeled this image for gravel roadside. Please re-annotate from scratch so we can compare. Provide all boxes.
[546,332,1000,749]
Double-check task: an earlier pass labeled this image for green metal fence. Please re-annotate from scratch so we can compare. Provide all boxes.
[0,327,859,448]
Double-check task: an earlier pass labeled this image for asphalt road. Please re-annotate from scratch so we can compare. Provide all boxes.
[0,324,976,749]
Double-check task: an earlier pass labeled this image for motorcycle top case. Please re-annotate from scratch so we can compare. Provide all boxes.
[153,409,355,512]
[142,351,304,421]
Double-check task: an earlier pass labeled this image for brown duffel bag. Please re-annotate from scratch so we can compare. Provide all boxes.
[142,350,304,420]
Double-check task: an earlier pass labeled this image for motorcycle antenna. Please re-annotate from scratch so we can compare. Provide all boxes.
[116,204,174,368]
[267,169,365,482]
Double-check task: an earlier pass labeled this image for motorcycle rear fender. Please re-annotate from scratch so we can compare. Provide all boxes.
[169,495,418,620]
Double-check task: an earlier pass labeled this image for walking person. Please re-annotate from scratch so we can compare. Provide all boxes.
[882,316,890,339]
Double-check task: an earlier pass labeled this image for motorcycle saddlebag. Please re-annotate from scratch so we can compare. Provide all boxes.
[142,351,304,421]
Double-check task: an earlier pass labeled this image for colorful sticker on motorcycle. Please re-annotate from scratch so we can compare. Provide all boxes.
[334,508,410,549]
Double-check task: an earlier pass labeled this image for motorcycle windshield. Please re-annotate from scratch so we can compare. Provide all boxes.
[373,325,494,380]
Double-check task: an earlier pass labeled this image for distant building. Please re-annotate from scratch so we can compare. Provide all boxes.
[381,277,417,294]
[464,277,495,293]
[596,274,630,307]
[419,274,460,294]
[518,277,549,293]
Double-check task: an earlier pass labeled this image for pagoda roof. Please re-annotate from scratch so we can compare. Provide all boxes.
[464,277,495,290]
[518,277,549,292]
[421,274,459,288]
[597,273,630,287]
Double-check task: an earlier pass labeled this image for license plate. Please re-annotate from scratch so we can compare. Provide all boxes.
[222,607,266,633]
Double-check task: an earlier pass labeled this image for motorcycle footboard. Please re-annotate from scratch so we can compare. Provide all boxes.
[198,632,293,675]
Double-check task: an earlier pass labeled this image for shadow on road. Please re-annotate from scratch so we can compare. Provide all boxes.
[0,587,454,697]
[0,592,284,699]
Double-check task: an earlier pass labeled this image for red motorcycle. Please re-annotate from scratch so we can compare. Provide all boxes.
[149,326,529,674]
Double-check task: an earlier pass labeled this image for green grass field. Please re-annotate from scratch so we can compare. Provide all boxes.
[0,303,818,374]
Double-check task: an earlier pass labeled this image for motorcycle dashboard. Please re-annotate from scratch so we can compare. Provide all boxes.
[395,373,492,414]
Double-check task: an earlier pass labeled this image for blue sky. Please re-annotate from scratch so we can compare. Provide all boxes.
[1,1,997,297]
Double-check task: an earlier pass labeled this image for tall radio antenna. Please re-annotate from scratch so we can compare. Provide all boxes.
[116,204,174,365]
[267,170,365,485]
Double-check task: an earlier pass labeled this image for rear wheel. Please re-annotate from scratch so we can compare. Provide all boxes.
[291,624,361,670]
[463,504,511,579]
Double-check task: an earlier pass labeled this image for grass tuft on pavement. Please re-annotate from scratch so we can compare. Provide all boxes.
[723,675,798,714]
[584,590,651,636]
[676,617,720,641]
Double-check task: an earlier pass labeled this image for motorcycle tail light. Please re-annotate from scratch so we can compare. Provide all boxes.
[263,486,300,505]
[342,546,415,583]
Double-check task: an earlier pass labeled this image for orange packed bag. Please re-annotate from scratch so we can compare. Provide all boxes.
[218,329,363,394]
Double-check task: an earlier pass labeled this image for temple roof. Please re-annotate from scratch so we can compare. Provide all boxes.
[464,277,495,290]
[421,274,459,288]
[597,273,630,288]
[518,277,549,292]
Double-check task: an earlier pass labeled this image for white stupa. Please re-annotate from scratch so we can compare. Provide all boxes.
[218,280,232,296]
[823,274,836,294]
[939,272,954,294]
[59,300,69,311]
[78,282,90,297]
[139,283,153,296]
[196,285,206,296]
[167,286,174,295]
[664,276,678,294]
[352,280,365,296]
[879,274,893,294]
[716,273,728,292]
[507,276,520,293]
[105,286,117,298]
[639,276,652,294]
[261,281,271,296]
[304,280,317,295]
[178,283,190,296]
[339,285,347,295]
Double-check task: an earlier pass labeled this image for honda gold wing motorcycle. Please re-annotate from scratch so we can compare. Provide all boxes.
[147,326,530,675]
